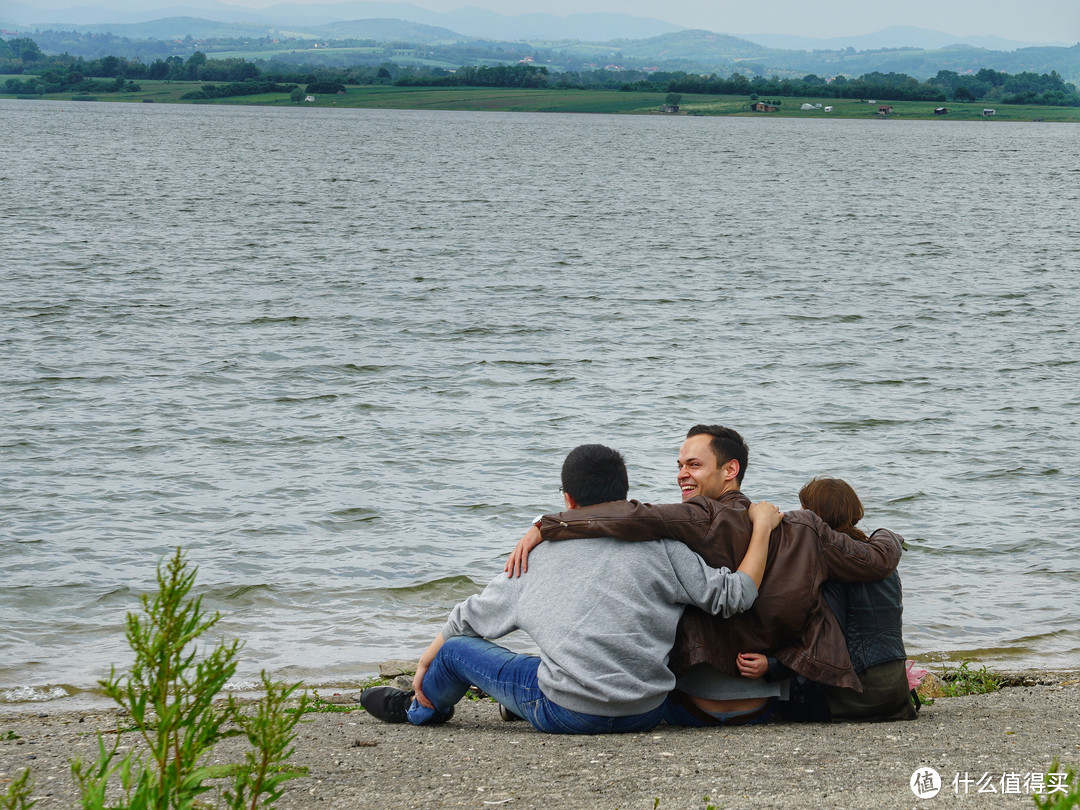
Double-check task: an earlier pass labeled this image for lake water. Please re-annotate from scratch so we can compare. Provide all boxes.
[2,99,1078,707]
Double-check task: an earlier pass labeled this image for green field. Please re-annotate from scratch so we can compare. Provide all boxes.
[279,85,681,113]
[3,79,1078,121]
[681,95,1080,122]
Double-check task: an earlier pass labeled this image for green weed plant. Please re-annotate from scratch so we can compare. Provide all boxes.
[224,675,309,808]
[940,660,1002,696]
[296,689,361,714]
[1033,760,1080,809]
[70,548,308,809]
[0,768,36,810]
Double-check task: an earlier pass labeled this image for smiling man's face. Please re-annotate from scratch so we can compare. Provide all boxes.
[676,433,738,501]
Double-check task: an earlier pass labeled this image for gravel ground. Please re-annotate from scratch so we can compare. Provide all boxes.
[3,674,1079,809]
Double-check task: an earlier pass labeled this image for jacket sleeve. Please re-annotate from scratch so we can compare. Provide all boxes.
[538,498,715,551]
[818,524,903,583]
[665,540,758,618]
[765,657,798,683]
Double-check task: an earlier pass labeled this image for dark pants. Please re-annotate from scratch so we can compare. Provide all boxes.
[779,659,918,723]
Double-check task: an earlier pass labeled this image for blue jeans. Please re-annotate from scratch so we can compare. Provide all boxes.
[407,635,665,734]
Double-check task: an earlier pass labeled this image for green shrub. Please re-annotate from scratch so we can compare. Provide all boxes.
[1033,760,1080,809]
[70,548,308,809]
[0,768,36,810]
[940,661,1002,696]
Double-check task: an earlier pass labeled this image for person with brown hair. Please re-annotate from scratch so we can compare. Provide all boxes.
[736,477,918,722]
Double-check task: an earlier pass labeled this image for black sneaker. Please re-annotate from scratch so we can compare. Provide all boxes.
[360,686,414,723]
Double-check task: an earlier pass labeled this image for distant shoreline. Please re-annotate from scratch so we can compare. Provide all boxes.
[3,83,1079,122]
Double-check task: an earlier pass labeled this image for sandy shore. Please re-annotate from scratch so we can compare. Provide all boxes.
[3,672,1079,809]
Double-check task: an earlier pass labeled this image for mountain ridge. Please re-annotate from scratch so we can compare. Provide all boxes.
[3,2,1073,49]
[3,4,1078,83]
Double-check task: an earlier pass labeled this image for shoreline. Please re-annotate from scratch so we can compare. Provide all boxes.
[3,670,1079,808]
[2,665,1076,716]
[2,89,1078,123]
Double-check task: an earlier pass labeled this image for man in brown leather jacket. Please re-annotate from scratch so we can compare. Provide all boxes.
[506,424,903,721]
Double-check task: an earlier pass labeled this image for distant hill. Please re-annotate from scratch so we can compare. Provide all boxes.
[307,18,460,41]
[1,1,684,42]
[2,0,253,27]
[609,29,772,62]
[259,4,685,41]
[29,16,281,39]
[4,3,1078,85]
[744,26,1073,52]
[24,14,461,41]
[590,29,1080,83]
[743,42,1080,84]
[426,9,683,42]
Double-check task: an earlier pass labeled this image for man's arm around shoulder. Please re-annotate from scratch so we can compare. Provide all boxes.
[540,497,718,545]
[788,510,903,581]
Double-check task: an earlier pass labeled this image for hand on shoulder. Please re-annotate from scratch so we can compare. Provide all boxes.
[748,500,784,531]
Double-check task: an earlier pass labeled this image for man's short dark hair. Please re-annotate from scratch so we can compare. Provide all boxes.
[561,444,629,507]
[686,425,749,486]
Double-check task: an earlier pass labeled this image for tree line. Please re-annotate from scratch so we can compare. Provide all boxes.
[395,64,550,89]
[3,35,1078,106]
[389,64,1078,105]
[0,38,398,94]
[626,67,1077,106]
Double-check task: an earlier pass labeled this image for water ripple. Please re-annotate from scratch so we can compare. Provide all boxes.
[1,102,1078,702]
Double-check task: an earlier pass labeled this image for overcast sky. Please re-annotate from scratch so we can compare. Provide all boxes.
[221,0,1078,43]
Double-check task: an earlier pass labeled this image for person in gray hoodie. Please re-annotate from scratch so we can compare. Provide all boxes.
[360,443,781,734]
